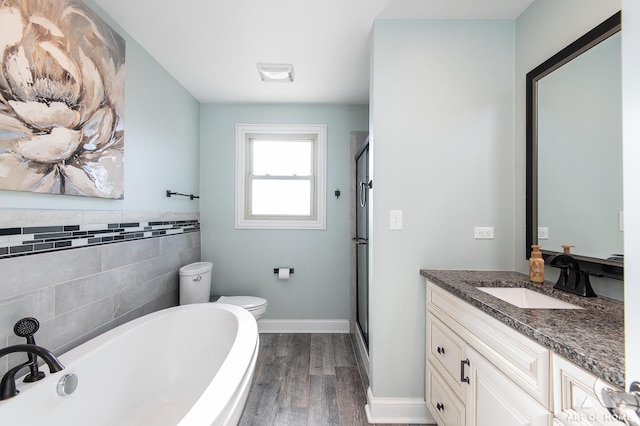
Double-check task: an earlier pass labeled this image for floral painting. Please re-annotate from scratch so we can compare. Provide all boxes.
[0,0,125,199]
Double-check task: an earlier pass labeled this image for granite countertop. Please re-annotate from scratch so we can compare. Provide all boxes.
[420,269,625,388]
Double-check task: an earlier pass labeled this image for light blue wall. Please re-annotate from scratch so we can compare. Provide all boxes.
[369,19,516,402]
[0,0,200,213]
[199,104,368,320]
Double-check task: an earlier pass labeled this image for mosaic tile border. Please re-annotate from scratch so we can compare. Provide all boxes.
[0,220,200,260]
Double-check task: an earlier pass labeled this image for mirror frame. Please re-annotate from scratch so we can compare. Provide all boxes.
[525,11,623,280]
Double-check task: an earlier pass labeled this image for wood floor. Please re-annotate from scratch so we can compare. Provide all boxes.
[239,333,431,426]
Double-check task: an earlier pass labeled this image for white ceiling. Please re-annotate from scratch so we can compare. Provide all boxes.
[93,0,535,104]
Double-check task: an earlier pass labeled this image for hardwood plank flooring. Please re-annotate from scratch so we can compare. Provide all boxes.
[239,333,432,426]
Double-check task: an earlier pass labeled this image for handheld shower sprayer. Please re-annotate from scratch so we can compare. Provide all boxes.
[13,317,45,382]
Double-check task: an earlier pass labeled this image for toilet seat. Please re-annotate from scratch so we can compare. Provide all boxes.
[216,296,268,320]
[217,296,267,311]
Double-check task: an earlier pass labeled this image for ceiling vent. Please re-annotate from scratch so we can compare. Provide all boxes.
[257,63,295,82]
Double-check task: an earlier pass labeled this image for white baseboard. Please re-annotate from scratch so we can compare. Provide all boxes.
[257,319,350,333]
[365,387,435,424]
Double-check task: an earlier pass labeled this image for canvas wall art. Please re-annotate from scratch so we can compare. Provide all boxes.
[0,0,125,199]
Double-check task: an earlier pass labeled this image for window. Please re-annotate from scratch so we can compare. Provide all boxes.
[235,124,327,229]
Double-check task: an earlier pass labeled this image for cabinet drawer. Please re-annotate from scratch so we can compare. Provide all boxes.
[427,282,551,409]
[427,313,466,399]
[427,368,465,426]
[552,354,623,425]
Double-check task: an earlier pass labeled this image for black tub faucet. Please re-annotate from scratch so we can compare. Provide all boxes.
[0,344,65,400]
[13,317,45,382]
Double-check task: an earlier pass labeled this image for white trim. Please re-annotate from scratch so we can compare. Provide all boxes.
[235,124,327,230]
[257,319,350,333]
[365,388,434,424]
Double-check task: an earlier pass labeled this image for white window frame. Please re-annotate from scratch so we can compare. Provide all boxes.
[235,124,327,229]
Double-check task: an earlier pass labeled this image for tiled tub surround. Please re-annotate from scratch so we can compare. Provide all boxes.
[0,210,200,376]
[420,270,624,388]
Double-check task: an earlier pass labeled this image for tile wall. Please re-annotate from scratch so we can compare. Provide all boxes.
[0,209,200,376]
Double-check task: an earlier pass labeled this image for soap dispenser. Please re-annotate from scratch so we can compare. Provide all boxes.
[530,245,545,283]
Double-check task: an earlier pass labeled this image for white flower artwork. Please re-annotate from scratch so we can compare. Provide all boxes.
[0,0,125,199]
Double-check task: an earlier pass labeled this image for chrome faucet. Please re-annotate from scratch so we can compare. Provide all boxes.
[0,344,65,400]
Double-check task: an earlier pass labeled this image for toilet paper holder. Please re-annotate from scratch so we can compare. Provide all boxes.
[273,268,294,275]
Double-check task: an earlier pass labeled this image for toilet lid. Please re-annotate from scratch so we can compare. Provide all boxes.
[217,296,267,310]
[179,262,213,275]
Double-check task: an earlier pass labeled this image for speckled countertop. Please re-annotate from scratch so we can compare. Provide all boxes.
[420,269,625,388]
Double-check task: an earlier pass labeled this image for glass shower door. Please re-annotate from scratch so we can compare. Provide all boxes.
[355,143,370,348]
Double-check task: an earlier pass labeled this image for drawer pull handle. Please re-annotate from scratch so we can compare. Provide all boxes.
[436,402,445,411]
[460,359,470,384]
[437,346,445,355]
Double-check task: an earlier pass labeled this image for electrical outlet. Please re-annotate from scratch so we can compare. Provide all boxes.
[474,227,494,239]
[538,227,549,240]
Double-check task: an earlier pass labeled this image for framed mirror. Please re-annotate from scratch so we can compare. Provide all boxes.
[526,11,623,280]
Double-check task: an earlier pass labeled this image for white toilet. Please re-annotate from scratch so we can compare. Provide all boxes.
[216,295,268,320]
[178,262,268,321]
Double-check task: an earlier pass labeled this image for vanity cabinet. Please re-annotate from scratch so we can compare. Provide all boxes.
[426,281,552,425]
[426,280,624,426]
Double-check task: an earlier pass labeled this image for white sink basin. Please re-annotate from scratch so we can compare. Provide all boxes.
[476,287,583,309]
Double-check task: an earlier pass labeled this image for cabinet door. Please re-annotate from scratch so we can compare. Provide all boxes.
[552,354,624,425]
[465,347,552,426]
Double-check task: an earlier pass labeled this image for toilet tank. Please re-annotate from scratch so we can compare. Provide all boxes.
[179,262,213,305]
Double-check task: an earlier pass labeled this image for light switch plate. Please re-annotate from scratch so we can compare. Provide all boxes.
[390,210,403,230]
[619,211,624,232]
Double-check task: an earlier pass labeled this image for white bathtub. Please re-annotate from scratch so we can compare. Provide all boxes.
[0,303,259,426]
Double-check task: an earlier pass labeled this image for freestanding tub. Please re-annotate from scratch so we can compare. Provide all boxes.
[0,303,259,425]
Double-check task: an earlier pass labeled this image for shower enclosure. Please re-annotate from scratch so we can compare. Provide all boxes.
[354,140,371,349]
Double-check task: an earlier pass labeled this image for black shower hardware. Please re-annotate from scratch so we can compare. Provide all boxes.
[0,344,64,400]
[166,190,199,200]
[13,317,45,382]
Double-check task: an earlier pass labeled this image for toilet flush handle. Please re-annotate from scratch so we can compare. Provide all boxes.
[194,275,202,282]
